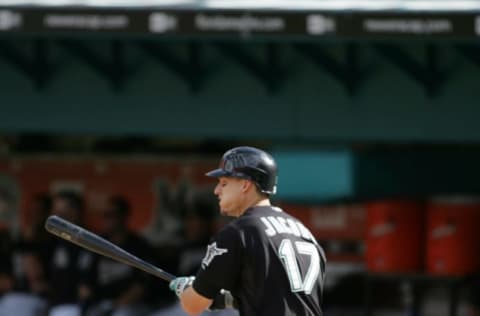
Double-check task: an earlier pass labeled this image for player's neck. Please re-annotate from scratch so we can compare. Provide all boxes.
[253,198,270,207]
[236,195,270,217]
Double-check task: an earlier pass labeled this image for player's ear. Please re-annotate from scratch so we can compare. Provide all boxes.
[241,179,253,192]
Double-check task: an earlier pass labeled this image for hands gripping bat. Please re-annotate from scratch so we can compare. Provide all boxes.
[45,215,175,282]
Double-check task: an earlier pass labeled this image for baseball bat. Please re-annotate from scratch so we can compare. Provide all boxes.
[45,215,175,282]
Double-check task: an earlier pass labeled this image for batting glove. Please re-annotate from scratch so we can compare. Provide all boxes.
[169,276,195,298]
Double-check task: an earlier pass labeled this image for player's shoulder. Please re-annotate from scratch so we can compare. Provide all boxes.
[214,218,243,241]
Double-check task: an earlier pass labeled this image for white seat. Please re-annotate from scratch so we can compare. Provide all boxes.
[0,292,47,316]
[48,304,82,316]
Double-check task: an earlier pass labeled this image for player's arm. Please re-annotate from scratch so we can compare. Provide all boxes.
[170,276,211,315]
[170,225,242,314]
[180,286,212,315]
[170,277,235,315]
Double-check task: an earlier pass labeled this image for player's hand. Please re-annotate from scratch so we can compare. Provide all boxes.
[169,276,195,298]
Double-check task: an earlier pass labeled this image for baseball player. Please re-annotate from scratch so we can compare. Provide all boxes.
[169,146,326,316]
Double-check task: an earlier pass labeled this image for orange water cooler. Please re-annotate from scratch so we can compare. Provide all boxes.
[426,197,480,275]
[366,200,425,273]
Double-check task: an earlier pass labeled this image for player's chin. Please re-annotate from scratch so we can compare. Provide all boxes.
[219,207,228,216]
[219,205,229,216]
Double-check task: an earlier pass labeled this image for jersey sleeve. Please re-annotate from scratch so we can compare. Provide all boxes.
[193,225,243,299]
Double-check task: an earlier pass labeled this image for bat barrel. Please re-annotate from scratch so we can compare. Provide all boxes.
[45,215,175,282]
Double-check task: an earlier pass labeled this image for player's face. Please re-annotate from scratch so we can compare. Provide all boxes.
[214,177,247,217]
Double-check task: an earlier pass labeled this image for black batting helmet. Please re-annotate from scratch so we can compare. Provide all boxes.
[206,146,278,195]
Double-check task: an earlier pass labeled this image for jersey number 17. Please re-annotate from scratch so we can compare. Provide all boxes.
[278,239,321,295]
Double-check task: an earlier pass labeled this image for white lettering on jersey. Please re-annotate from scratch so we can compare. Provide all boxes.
[260,216,317,244]
[261,217,277,236]
[277,217,293,235]
[268,216,288,234]
[201,242,228,269]
[285,218,301,237]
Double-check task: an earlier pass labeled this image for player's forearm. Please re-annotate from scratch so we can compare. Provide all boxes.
[179,286,213,316]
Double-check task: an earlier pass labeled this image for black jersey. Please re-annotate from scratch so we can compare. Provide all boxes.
[48,239,97,305]
[193,205,326,316]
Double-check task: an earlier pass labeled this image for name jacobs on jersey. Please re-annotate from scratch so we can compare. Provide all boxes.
[260,211,318,245]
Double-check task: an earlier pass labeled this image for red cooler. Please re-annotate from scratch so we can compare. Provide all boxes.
[426,197,480,275]
[366,200,425,272]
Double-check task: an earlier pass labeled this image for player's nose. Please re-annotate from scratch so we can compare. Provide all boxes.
[214,183,221,195]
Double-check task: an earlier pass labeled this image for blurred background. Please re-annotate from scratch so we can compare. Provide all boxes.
[0,0,480,316]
